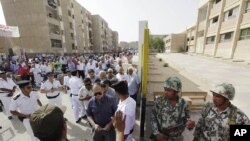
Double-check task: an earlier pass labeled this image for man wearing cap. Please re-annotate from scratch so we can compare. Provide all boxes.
[9,80,42,141]
[0,70,17,120]
[150,76,195,141]
[69,70,84,123]
[78,78,93,119]
[30,104,68,141]
[87,83,117,141]
[112,80,136,141]
[40,72,63,106]
[193,83,250,141]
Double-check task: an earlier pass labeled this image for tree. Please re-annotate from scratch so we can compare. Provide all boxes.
[149,36,165,53]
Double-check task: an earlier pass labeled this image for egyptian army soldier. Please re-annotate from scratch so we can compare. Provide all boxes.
[150,76,195,141]
[193,83,250,141]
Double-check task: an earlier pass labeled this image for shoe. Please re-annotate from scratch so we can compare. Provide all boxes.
[8,116,12,120]
[81,115,87,119]
[76,118,81,123]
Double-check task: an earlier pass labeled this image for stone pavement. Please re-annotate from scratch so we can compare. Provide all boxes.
[157,53,250,117]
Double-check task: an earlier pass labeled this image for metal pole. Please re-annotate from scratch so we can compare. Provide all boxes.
[140,27,149,140]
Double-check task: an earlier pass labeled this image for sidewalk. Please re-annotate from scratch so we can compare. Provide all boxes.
[157,53,250,117]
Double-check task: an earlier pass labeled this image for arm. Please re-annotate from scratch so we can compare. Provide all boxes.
[37,99,42,107]
[87,116,101,131]
[10,110,30,118]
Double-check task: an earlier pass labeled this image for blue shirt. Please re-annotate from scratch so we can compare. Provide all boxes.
[87,95,117,127]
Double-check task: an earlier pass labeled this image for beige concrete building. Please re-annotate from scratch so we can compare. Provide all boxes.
[194,0,250,62]
[186,24,196,52]
[91,15,118,53]
[1,0,117,55]
[164,33,186,52]
[112,31,119,52]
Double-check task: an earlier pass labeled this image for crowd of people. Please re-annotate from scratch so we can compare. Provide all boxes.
[0,52,139,141]
[1,51,250,141]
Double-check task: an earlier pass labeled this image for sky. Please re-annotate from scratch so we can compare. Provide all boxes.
[0,0,199,42]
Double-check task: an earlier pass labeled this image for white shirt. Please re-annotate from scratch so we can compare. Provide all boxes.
[45,65,52,73]
[86,62,96,73]
[125,73,140,96]
[68,76,82,94]
[116,73,128,81]
[30,67,41,74]
[78,86,93,107]
[40,79,62,97]
[0,78,16,97]
[9,91,40,115]
[77,62,85,71]
[117,97,136,141]
[63,75,71,87]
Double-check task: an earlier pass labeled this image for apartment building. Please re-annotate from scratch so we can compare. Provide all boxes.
[194,0,250,62]
[186,24,196,52]
[91,15,118,53]
[1,0,118,55]
[164,33,186,52]
[112,31,119,52]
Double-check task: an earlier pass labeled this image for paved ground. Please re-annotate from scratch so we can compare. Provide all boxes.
[157,53,250,118]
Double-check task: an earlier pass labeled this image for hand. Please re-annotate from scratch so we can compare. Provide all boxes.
[94,124,101,132]
[156,133,167,141]
[112,110,126,133]
[103,124,111,131]
[186,119,195,130]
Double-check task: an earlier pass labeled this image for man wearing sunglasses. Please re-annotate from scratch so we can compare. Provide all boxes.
[87,83,117,141]
[10,80,42,141]
[78,78,93,119]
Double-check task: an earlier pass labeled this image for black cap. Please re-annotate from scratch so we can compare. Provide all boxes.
[17,80,31,88]
[47,72,54,76]
[111,81,128,95]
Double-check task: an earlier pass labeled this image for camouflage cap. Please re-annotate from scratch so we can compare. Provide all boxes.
[30,104,66,138]
[163,76,182,92]
[210,83,235,100]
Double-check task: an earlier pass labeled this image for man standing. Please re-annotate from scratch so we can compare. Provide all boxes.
[69,70,83,123]
[150,76,195,141]
[10,80,42,141]
[87,83,117,141]
[63,70,73,106]
[193,83,250,141]
[0,70,16,119]
[125,67,140,102]
[40,72,63,106]
[78,78,93,119]
[112,81,136,141]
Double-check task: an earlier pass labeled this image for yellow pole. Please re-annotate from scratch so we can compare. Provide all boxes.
[142,27,149,98]
[140,27,149,138]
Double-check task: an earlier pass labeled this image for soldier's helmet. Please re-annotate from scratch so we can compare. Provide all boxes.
[163,76,182,92]
[210,83,235,100]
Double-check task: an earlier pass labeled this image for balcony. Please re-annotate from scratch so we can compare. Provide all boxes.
[198,20,206,31]
[241,12,250,26]
[207,24,218,36]
[210,1,222,18]
[221,17,237,32]
[225,0,240,9]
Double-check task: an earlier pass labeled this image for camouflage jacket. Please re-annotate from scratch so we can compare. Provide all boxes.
[150,96,190,140]
[193,102,250,141]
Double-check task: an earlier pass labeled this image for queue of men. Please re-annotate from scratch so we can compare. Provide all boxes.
[1,52,250,141]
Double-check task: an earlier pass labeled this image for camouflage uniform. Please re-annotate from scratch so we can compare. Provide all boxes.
[150,76,189,141]
[193,83,250,141]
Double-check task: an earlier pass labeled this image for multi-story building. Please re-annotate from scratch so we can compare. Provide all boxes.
[186,24,196,52]
[194,0,250,62]
[164,33,186,52]
[112,31,119,52]
[1,0,117,55]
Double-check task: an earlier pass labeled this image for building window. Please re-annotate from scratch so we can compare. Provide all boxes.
[187,38,190,41]
[72,43,75,50]
[68,10,71,16]
[239,28,250,40]
[246,2,250,13]
[72,15,74,19]
[224,6,239,21]
[209,16,219,27]
[220,32,234,42]
[70,33,74,39]
[69,22,73,29]
[49,23,60,35]
[48,0,57,8]
[51,39,62,48]
[214,0,221,4]
[206,36,215,44]
[191,36,194,40]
